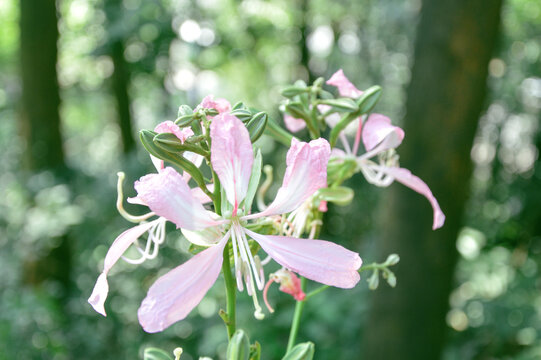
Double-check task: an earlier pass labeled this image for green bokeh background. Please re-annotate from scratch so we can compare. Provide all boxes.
[1,0,540,359]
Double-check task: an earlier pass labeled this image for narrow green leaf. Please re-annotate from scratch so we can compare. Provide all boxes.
[247,112,268,142]
[144,347,173,360]
[319,98,359,112]
[232,101,247,110]
[244,149,262,213]
[356,85,382,114]
[139,130,209,194]
[284,102,309,120]
[281,86,309,98]
[230,108,253,122]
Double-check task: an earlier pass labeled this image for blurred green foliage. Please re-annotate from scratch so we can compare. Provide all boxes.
[0,0,540,359]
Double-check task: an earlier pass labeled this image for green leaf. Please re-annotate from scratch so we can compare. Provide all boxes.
[232,101,247,111]
[315,186,354,206]
[328,85,382,148]
[177,104,193,118]
[174,114,195,127]
[281,85,309,98]
[230,108,253,122]
[284,102,309,120]
[247,112,268,142]
[153,132,209,157]
[144,347,173,360]
[282,342,315,360]
[139,130,209,194]
[244,149,262,214]
[318,89,334,99]
[356,85,382,114]
[226,330,250,360]
[319,98,359,112]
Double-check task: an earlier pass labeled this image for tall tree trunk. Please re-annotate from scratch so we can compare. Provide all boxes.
[19,0,72,293]
[20,0,64,171]
[361,1,503,359]
[298,0,314,84]
[107,0,136,154]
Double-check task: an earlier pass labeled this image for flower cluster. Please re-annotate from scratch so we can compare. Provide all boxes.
[88,71,444,357]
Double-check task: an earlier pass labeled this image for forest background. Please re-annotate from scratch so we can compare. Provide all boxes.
[1,0,540,359]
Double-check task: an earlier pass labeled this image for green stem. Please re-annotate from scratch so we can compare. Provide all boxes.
[286,276,307,352]
[222,242,236,339]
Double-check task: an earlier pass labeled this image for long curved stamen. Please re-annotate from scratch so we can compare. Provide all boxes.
[230,227,243,291]
[117,172,155,223]
[122,218,166,265]
[239,227,265,290]
[250,278,265,320]
[235,225,257,291]
[263,277,275,313]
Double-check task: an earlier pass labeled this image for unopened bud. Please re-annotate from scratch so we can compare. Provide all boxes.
[226,330,250,360]
[385,254,400,266]
[282,342,315,360]
[368,270,379,290]
[385,270,397,288]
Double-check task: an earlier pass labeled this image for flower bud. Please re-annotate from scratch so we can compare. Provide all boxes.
[385,254,400,266]
[282,342,315,360]
[143,347,174,360]
[177,104,193,117]
[368,270,379,290]
[226,330,250,360]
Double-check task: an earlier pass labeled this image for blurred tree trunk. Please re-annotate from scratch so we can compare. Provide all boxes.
[361,1,503,359]
[20,0,64,171]
[19,0,72,293]
[106,0,136,154]
[298,0,314,83]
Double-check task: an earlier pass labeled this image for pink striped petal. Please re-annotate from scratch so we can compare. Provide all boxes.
[154,121,194,143]
[135,167,220,231]
[191,183,214,204]
[362,114,404,152]
[88,221,156,316]
[326,69,363,98]
[245,229,362,289]
[253,138,330,218]
[284,114,306,133]
[379,166,445,230]
[210,113,253,210]
[137,233,229,333]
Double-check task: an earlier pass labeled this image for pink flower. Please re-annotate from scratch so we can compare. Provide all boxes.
[326,69,363,98]
[134,113,362,332]
[283,114,306,133]
[198,95,231,114]
[88,152,212,316]
[154,121,194,144]
[331,113,445,230]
